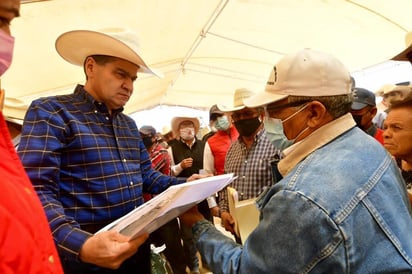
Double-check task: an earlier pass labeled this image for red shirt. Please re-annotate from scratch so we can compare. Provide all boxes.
[207,126,239,175]
[374,128,384,145]
[0,112,63,274]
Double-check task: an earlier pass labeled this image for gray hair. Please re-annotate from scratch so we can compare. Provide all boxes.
[288,94,353,119]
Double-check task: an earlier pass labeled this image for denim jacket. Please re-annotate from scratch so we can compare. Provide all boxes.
[192,114,412,273]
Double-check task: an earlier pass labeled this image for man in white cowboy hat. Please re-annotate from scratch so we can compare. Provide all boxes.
[216,88,280,244]
[17,28,190,274]
[179,49,412,273]
[168,115,207,274]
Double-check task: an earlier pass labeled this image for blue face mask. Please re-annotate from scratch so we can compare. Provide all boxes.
[263,117,294,150]
[215,116,230,131]
[264,104,309,150]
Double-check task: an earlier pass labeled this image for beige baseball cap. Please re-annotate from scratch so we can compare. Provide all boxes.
[245,49,352,107]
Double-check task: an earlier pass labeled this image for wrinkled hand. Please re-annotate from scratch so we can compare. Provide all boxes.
[179,205,205,228]
[220,211,236,234]
[180,157,193,169]
[79,230,149,269]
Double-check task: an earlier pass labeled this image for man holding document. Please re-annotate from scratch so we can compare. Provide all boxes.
[17,28,200,274]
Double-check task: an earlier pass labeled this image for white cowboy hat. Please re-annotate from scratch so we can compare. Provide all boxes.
[171,116,200,138]
[55,28,162,77]
[392,31,412,61]
[375,83,412,97]
[217,88,256,112]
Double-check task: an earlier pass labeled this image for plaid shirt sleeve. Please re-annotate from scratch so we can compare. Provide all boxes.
[219,130,279,213]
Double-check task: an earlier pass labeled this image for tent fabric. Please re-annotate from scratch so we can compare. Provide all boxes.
[2,0,412,120]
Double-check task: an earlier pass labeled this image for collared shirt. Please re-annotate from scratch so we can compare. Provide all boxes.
[279,113,356,176]
[17,85,185,261]
[0,112,63,273]
[219,128,279,213]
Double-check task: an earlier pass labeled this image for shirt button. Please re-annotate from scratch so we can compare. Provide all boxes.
[48,255,54,264]
[105,116,109,120]
[123,159,127,162]
[94,110,98,113]
[244,160,248,164]
[130,181,133,186]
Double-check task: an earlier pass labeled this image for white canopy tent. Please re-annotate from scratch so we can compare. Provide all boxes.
[2,0,412,122]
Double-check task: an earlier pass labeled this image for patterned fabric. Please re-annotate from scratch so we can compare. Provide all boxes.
[17,85,185,261]
[219,128,280,213]
[150,143,171,176]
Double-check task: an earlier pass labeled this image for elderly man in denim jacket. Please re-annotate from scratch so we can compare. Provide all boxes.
[180,49,412,273]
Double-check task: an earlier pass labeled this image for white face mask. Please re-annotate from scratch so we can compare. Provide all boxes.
[180,127,195,141]
[264,104,309,149]
[0,29,15,76]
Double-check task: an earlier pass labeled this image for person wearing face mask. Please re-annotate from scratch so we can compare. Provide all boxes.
[179,49,412,273]
[216,88,281,243]
[202,104,223,142]
[350,87,384,144]
[203,109,239,218]
[0,0,64,272]
[168,116,207,274]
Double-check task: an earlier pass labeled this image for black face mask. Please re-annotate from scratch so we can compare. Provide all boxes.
[352,114,364,129]
[234,117,261,137]
[142,136,154,149]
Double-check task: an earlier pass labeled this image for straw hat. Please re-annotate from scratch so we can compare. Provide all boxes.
[375,84,412,97]
[55,28,162,77]
[161,125,172,136]
[392,31,412,61]
[171,116,200,137]
[217,88,256,112]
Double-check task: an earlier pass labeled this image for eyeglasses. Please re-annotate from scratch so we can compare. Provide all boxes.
[265,101,310,118]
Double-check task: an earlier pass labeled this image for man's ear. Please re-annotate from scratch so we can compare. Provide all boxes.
[369,107,377,117]
[84,57,96,76]
[306,101,331,128]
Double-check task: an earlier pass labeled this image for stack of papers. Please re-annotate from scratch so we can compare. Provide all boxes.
[97,173,236,239]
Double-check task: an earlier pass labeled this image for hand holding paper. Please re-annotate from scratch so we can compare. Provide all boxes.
[97,173,236,240]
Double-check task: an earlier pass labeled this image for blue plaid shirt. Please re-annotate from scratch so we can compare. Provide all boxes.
[18,85,185,260]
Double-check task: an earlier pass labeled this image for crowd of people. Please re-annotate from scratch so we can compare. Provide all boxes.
[1,0,412,273]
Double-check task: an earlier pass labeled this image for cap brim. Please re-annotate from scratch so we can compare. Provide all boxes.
[55,30,163,78]
[244,91,288,107]
[351,102,368,110]
[391,45,412,61]
[216,104,245,112]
